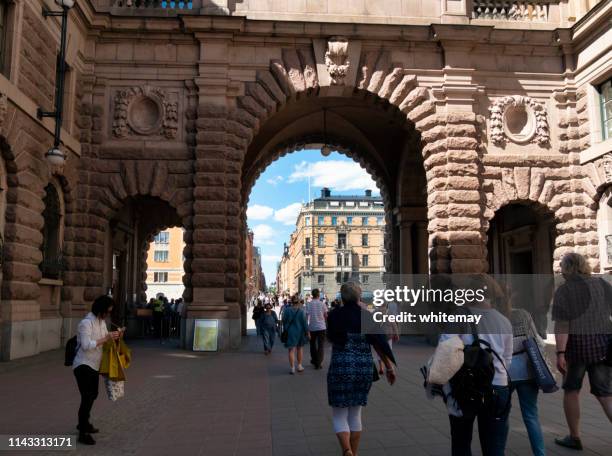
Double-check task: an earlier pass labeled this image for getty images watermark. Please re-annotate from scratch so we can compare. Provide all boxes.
[370,285,487,326]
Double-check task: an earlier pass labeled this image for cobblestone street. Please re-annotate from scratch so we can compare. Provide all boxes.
[0,333,611,456]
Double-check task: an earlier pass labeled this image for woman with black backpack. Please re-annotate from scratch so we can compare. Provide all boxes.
[440,275,513,456]
[72,296,122,445]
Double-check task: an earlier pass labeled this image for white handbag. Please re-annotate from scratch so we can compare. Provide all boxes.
[103,377,125,401]
[427,335,464,385]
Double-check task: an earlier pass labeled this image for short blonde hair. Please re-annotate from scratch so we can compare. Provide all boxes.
[560,252,591,276]
[340,282,361,305]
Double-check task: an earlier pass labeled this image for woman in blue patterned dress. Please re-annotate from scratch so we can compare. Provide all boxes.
[282,295,309,374]
[327,282,397,456]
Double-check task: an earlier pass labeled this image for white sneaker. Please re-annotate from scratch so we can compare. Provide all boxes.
[297,365,304,373]
[289,367,295,375]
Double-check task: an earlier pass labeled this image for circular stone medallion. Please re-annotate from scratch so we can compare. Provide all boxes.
[128,96,163,135]
[502,103,536,144]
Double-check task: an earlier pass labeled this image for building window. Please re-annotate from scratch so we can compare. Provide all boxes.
[318,274,325,284]
[305,258,311,269]
[600,79,612,140]
[347,216,353,225]
[377,217,384,225]
[338,233,346,249]
[343,272,350,282]
[337,253,342,266]
[154,250,169,262]
[318,233,325,246]
[40,184,64,279]
[362,217,368,225]
[344,254,349,267]
[332,216,337,226]
[305,216,311,226]
[363,255,369,266]
[318,216,324,225]
[305,237,311,249]
[318,254,325,267]
[0,0,12,77]
[336,272,342,283]
[155,232,170,244]
[362,274,369,284]
[154,272,168,283]
[362,234,368,246]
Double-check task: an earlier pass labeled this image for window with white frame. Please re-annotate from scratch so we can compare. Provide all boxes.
[154,250,169,262]
[155,232,170,244]
[154,272,168,283]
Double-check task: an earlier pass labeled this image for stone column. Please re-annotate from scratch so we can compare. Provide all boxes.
[414,221,430,274]
[398,221,413,275]
[188,34,245,350]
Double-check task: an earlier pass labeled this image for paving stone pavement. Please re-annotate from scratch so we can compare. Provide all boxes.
[0,334,610,456]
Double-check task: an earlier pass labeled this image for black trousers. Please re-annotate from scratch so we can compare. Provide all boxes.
[309,330,326,368]
[74,365,99,431]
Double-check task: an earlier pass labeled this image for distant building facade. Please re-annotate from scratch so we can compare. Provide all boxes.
[278,188,386,298]
[146,227,185,301]
[245,229,265,305]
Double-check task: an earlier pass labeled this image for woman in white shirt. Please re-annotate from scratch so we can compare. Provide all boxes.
[72,295,121,445]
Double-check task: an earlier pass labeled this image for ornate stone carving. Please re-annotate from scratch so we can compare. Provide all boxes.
[112,86,178,139]
[489,95,549,146]
[325,37,350,85]
[472,2,551,22]
[601,154,612,185]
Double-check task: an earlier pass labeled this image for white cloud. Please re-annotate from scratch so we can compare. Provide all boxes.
[266,175,284,186]
[247,204,274,220]
[262,255,281,263]
[252,224,277,245]
[287,160,379,193]
[274,202,303,226]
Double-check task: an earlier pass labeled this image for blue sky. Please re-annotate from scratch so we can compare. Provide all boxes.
[247,150,380,285]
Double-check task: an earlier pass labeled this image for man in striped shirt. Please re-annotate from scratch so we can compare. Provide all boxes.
[306,289,328,369]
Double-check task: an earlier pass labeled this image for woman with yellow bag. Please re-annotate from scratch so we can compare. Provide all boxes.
[99,326,131,402]
[72,296,123,446]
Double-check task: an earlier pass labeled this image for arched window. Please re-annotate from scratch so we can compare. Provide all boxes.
[40,183,63,279]
[597,188,612,271]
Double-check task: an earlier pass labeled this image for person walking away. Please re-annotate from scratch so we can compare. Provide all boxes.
[306,288,328,369]
[260,303,279,354]
[252,300,264,336]
[282,295,309,374]
[499,286,547,456]
[327,282,396,456]
[377,302,400,375]
[73,295,122,445]
[441,274,513,456]
[552,253,612,451]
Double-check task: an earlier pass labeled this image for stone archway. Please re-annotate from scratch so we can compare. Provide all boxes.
[191,44,487,348]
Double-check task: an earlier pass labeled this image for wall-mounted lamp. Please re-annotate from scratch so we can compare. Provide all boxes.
[37,0,75,166]
[321,108,332,157]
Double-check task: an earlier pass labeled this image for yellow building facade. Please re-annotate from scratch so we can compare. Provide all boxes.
[146,227,186,300]
[277,189,386,298]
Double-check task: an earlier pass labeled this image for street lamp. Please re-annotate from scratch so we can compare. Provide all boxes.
[37,0,76,166]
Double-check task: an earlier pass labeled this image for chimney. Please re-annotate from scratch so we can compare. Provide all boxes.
[365,189,372,197]
[321,187,331,198]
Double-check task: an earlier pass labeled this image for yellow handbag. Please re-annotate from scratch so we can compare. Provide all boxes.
[100,339,132,381]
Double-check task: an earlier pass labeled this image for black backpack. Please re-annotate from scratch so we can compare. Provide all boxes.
[64,335,78,366]
[449,313,509,416]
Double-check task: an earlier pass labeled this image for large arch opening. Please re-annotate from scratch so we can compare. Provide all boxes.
[239,94,429,336]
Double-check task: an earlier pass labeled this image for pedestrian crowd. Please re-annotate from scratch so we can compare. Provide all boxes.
[67,252,611,455]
